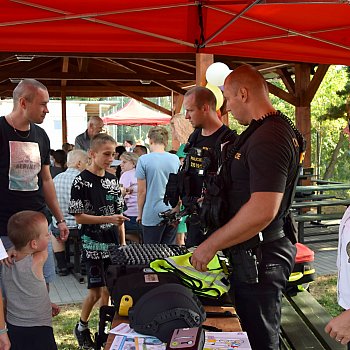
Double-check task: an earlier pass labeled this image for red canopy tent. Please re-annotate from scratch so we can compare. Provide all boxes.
[102,99,171,126]
[0,0,350,65]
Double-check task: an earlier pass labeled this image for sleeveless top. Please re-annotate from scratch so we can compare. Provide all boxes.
[2,254,52,327]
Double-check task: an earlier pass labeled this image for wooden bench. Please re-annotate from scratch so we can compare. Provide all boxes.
[294,212,344,242]
[281,290,345,350]
[293,194,336,202]
[292,199,350,209]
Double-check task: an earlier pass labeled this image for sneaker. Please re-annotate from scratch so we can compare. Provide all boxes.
[74,323,95,349]
[57,267,69,276]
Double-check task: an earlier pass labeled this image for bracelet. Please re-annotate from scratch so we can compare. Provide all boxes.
[56,219,66,224]
[0,328,7,335]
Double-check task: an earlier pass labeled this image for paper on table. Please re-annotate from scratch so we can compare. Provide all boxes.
[204,332,252,349]
[109,322,145,337]
[110,335,125,350]
[0,239,8,260]
[110,334,166,350]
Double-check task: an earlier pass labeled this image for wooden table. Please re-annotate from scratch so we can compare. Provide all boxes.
[104,305,241,350]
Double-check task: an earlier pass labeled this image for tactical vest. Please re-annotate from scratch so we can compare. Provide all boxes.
[200,111,306,244]
[180,126,236,205]
[163,126,236,211]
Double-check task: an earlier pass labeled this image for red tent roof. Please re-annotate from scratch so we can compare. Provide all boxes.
[1,1,350,65]
[102,99,171,126]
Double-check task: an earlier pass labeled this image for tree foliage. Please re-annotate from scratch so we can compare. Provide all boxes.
[312,66,349,180]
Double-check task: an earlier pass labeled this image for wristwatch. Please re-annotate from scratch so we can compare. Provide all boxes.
[56,219,66,224]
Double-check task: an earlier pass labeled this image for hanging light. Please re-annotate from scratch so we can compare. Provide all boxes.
[15,55,34,62]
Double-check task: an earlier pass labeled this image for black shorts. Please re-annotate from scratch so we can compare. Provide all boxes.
[8,323,57,350]
[82,250,111,289]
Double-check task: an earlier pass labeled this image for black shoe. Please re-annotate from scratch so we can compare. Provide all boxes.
[58,267,69,276]
[74,323,95,349]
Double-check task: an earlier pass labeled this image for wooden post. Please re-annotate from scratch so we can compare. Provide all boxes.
[61,57,69,145]
[295,63,311,168]
[61,92,67,144]
[171,93,184,150]
[196,53,213,87]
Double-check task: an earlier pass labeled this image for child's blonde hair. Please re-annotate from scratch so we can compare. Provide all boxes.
[120,152,139,167]
[148,126,169,147]
[7,211,47,250]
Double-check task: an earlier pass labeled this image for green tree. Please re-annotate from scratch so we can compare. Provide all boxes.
[313,66,348,180]
[270,66,348,181]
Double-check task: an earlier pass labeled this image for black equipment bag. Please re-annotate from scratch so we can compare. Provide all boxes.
[129,283,206,343]
[105,264,182,313]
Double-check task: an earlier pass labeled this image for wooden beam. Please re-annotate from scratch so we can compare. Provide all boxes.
[196,53,213,87]
[61,57,69,87]
[173,93,184,114]
[276,67,295,95]
[47,85,168,93]
[77,57,89,73]
[267,82,297,106]
[305,64,330,104]
[2,71,194,81]
[153,80,187,95]
[125,59,194,76]
[117,90,172,116]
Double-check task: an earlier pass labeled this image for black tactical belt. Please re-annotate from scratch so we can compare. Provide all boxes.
[233,229,285,251]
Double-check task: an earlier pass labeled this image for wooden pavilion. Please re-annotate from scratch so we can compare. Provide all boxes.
[1,1,350,166]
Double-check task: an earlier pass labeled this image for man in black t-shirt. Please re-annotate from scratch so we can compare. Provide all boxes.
[0,79,69,252]
[182,86,234,247]
[191,65,299,350]
[0,79,69,322]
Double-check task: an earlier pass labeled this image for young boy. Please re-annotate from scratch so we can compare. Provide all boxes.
[69,133,128,349]
[1,211,58,350]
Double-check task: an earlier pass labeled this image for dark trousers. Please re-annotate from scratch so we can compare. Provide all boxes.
[229,237,296,350]
[185,214,206,248]
[8,323,57,350]
[142,224,177,245]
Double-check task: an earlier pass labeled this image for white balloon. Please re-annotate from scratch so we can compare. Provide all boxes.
[206,62,231,86]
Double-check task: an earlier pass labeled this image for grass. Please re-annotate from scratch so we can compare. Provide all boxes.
[53,274,343,349]
[309,273,344,317]
[53,304,99,350]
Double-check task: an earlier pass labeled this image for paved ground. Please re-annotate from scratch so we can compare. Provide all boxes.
[51,271,87,305]
[50,224,340,305]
